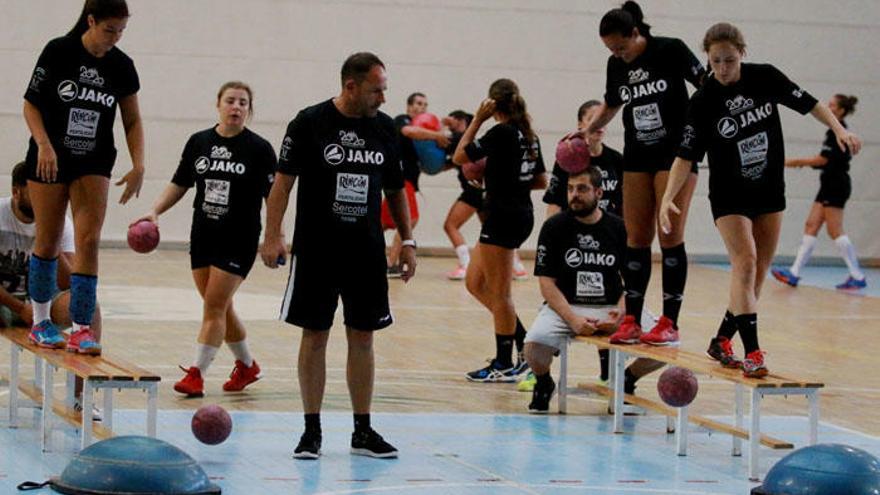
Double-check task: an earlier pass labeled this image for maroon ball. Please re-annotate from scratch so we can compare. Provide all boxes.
[127,220,159,254]
[191,404,232,445]
[462,157,487,181]
[657,367,699,408]
[555,136,591,174]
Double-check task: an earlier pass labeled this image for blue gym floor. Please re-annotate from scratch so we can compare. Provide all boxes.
[2,410,880,494]
[701,263,879,297]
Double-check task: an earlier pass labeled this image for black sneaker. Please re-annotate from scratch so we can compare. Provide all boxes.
[293,431,322,459]
[351,428,398,458]
[706,336,742,369]
[528,377,555,414]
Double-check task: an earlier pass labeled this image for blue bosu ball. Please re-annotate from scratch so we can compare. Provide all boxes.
[413,140,447,175]
[50,436,220,494]
[752,444,880,495]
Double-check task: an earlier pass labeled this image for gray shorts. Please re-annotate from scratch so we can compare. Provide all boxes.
[524,303,655,351]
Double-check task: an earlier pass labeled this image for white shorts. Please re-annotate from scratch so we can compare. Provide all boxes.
[524,303,655,351]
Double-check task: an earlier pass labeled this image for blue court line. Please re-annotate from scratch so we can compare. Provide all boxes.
[700,263,879,298]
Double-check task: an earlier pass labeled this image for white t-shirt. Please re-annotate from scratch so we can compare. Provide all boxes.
[0,197,75,297]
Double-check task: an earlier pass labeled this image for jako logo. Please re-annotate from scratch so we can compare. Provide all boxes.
[324,144,345,165]
[718,117,739,139]
[565,248,584,267]
[195,157,210,174]
[58,80,115,107]
[619,86,632,103]
[58,80,78,102]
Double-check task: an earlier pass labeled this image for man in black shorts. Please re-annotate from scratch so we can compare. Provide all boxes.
[261,52,416,459]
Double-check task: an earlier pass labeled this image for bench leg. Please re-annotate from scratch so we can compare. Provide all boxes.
[558,339,568,414]
[808,390,819,445]
[749,389,762,482]
[146,384,158,437]
[103,387,114,432]
[41,361,54,452]
[81,381,94,450]
[676,406,688,456]
[65,371,76,409]
[9,344,20,427]
[612,349,625,433]
[733,384,743,456]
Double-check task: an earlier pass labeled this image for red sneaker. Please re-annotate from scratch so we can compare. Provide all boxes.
[67,327,102,355]
[609,315,642,344]
[174,366,204,397]
[640,315,680,346]
[223,360,262,392]
[742,350,769,378]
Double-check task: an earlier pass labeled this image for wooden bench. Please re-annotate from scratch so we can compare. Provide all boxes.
[556,334,823,481]
[1,326,160,451]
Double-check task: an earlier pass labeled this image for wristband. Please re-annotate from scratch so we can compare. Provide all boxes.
[401,239,417,249]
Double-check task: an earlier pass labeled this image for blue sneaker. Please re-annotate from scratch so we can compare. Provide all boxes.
[28,319,66,349]
[771,268,800,287]
[836,276,867,291]
[510,352,530,376]
[465,359,517,383]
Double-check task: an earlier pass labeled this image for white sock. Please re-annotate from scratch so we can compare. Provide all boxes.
[194,344,220,373]
[790,235,817,277]
[32,301,51,325]
[226,339,254,367]
[513,251,526,272]
[454,244,470,268]
[834,235,865,280]
[72,322,89,333]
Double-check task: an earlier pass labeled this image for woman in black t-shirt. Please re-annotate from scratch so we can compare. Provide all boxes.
[660,23,860,378]
[585,1,705,348]
[453,79,547,383]
[134,82,276,397]
[23,0,143,354]
[772,95,867,291]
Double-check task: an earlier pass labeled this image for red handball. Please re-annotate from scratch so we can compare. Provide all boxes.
[191,404,232,445]
[462,158,487,182]
[411,112,441,131]
[657,367,699,408]
[555,136,591,174]
[127,220,160,254]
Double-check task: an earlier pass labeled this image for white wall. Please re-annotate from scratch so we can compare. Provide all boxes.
[1,0,877,260]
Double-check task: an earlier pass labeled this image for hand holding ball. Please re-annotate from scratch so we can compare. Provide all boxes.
[555,136,591,174]
[462,158,487,182]
[127,220,159,254]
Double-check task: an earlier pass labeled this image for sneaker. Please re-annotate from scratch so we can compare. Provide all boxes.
[510,352,530,376]
[639,316,680,346]
[706,336,742,369]
[465,359,517,383]
[836,276,867,291]
[28,320,66,349]
[528,377,555,414]
[446,266,467,280]
[771,268,800,287]
[73,399,103,422]
[223,360,262,392]
[351,428,398,458]
[742,350,769,378]
[386,265,403,278]
[609,315,642,344]
[517,371,536,392]
[67,327,101,355]
[513,265,529,281]
[173,366,204,397]
[293,431,322,459]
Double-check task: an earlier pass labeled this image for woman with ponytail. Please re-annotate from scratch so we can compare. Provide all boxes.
[585,1,706,349]
[772,95,867,291]
[453,78,547,382]
[23,0,143,353]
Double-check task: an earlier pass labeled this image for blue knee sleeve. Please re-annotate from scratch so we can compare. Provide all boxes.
[28,255,58,303]
[70,274,98,326]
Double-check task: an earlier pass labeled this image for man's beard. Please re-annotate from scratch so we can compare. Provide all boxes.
[569,198,598,218]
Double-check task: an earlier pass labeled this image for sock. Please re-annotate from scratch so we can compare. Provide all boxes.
[790,235,817,277]
[735,313,759,355]
[661,243,687,325]
[834,235,865,280]
[598,349,609,381]
[70,274,97,326]
[716,310,737,340]
[535,372,553,389]
[72,322,90,334]
[227,339,254,367]
[624,368,637,395]
[514,317,527,354]
[28,255,57,323]
[494,334,514,368]
[194,344,220,373]
[304,413,321,434]
[623,247,652,318]
[354,413,371,433]
[455,244,470,268]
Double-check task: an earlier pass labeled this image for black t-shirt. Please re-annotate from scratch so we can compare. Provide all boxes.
[534,211,626,306]
[464,123,545,213]
[24,35,139,168]
[394,114,421,189]
[279,99,404,254]
[678,64,818,208]
[172,127,276,242]
[818,124,851,175]
[604,36,704,160]
[542,144,624,216]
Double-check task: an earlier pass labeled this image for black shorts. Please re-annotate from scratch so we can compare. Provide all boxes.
[190,237,258,279]
[26,148,115,184]
[280,247,392,332]
[623,149,698,174]
[710,196,785,221]
[479,209,534,249]
[815,173,851,208]
[457,183,485,210]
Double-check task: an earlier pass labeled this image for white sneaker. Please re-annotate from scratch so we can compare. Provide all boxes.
[446,266,467,280]
[73,399,103,422]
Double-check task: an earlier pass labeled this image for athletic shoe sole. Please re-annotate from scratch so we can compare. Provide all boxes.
[609,338,640,344]
[351,448,398,458]
[705,351,742,369]
[29,338,65,349]
[223,375,262,392]
[642,340,680,347]
[743,369,769,379]
[292,451,321,459]
[67,346,102,356]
